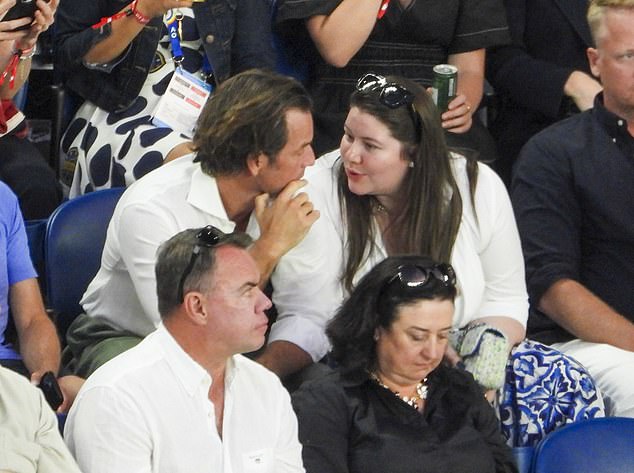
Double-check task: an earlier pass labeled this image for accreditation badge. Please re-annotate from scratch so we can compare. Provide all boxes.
[152,67,213,138]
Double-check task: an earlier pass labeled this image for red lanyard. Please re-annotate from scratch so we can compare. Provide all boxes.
[377,0,390,19]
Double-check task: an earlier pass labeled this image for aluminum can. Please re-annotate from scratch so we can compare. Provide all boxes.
[431,64,458,113]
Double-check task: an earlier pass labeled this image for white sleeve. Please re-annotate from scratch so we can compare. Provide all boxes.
[116,202,181,328]
[269,171,345,362]
[65,386,152,473]
[273,383,306,473]
[473,164,529,326]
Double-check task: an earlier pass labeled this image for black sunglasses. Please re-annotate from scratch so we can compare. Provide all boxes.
[356,73,422,141]
[385,263,457,291]
[177,225,225,303]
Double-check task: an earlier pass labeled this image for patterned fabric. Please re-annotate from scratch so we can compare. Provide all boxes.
[500,339,605,447]
[62,9,203,197]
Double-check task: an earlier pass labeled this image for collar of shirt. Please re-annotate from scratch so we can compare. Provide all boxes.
[593,93,634,159]
[187,166,236,234]
[155,324,240,398]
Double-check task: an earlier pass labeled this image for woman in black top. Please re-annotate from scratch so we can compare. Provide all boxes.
[292,255,516,473]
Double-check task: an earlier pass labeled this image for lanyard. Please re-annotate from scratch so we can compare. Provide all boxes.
[164,10,214,83]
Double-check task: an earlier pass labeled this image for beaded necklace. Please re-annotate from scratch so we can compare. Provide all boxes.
[371,373,428,410]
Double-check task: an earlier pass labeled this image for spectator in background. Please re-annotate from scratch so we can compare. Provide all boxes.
[512,0,634,416]
[66,228,305,472]
[0,365,81,472]
[274,0,509,160]
[0,0,62,219]
[0,182,83,412]
[486,0,603,187]
[55,0,276,196]
[63,69,318,378]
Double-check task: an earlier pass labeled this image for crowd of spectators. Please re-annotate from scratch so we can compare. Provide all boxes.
[1,0,633,470]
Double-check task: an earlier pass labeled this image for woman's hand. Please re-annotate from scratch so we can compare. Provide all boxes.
[13,0,58,51]
[441,93,473,134]
[0,0,32,42]
[134,0,193,19]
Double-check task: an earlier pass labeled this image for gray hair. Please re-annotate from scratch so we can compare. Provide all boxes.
[155,227,252,318]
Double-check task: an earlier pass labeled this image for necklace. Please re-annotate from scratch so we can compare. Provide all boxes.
[372,198,388,214]
[370,373,428,410]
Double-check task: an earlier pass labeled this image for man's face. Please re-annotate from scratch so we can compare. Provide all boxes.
[255,108,315,196]
[588,8,634,119]
[203,246,271,355]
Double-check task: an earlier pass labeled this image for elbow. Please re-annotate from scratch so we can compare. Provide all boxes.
[317,46,353,68]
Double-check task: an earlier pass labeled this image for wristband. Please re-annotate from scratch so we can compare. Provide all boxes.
[131,1,151,24]
[13,43,37,60]
[92,0,150,29]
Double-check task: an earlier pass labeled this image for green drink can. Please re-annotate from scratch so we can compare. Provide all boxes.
[431,64,458,113]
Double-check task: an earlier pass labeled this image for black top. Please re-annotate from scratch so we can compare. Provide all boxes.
[485,0,594,185]
[512,94,634,344]
[292,365,516,473]
[275,0,510,154]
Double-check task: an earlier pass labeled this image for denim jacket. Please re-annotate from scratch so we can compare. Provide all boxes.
[54,0,276,112]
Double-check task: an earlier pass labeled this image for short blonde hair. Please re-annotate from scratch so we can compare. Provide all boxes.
[588,0,634,43]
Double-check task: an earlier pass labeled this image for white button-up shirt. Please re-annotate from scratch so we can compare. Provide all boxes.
[65,324,304,473]
[269,151,529,361]
[80,154,260,336]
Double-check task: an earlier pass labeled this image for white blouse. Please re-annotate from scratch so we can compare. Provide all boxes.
[269,151,528,361]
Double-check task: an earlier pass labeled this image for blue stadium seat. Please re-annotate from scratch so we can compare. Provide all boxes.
[532,417,634,473]
[44,188,124,343]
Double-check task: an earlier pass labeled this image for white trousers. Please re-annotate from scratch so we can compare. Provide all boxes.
[553,339,634,417]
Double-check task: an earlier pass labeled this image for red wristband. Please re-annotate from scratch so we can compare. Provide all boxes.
[131,1,151,24]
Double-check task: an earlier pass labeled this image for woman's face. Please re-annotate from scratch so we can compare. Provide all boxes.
[340,106,412,200]
[375,298,454,386]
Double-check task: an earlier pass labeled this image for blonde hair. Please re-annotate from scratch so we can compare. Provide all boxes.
[588,0,634,44]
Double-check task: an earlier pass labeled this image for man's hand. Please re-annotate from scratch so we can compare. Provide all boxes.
[254,179,320,261]
[564,70,603,112]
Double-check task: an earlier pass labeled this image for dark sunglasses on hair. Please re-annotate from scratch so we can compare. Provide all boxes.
[356,73,416,109]
[356,73,422,141]
[385,263,457,291]
[177,225,225,303]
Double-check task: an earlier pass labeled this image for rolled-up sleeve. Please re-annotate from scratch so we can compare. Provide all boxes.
[472,163,529,326]
[269,161,345,361]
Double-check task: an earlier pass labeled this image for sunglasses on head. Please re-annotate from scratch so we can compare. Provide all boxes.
[177,225,225,303]
[356,73,422,142]
[385,263,457,291]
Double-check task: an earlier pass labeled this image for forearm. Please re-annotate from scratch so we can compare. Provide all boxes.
[539,278,634,351]
[448,49,485,110]
[471,316,526,348]
[83,10,147,64]
[256,340,313,378]
[248,237,286,288]
[306,0,382,68]
[19,316,61,377]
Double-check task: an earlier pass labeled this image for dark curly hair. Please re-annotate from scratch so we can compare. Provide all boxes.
[327,255,457,375]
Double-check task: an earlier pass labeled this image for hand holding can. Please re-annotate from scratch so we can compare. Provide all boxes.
[431,64,458,114]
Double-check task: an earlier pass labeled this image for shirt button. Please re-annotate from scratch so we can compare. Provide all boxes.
[205,35,215,44]
[618,119,624,126]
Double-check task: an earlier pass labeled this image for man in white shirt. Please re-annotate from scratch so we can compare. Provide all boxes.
[64,69,319,377]
[0,366,81,473]
[65,227,305,473]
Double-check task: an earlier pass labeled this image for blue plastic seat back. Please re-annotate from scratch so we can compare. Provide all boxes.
[44,188,125,341]
[532,417,634,473]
